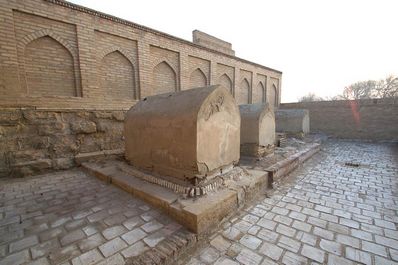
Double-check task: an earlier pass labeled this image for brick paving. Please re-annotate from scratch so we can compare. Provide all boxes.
[183,140,398,265]
[0,169,185,265]
[1,140,397,265]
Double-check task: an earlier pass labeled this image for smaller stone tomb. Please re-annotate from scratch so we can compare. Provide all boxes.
[275,109,310,134]
[239,103,275,157]
[125,85,240,188]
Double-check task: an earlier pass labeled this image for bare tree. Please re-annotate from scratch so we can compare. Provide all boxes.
[340,80,376,100]
[339,75,398,100]
[298,93,323,102]
[374,75,398,98]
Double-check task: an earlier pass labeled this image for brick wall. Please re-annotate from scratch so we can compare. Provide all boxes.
[253,74,267,104]
[0,0,283,177]
[280,99,398,141]
[192,30,235,56]
[0,0,282,110]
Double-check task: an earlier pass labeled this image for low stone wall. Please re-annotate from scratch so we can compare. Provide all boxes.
[0,108,126,177]
[280,98,398,141]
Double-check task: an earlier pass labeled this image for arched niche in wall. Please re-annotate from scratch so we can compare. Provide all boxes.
[100,50,136,100]
[24,35,76,97]
[189,68,207,88]
[219,74,233,94]
[253,81,265,104]
[269,83,278,108]
[238,78,250,105]
[152,61,177,95]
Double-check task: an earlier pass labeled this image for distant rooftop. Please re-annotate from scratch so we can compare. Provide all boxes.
[192,30,235,56]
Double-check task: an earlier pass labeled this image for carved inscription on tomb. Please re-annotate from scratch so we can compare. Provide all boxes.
[203,95,224,121]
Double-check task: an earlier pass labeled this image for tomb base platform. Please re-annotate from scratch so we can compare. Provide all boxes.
[82,160,268,234]
[82,142,321,235]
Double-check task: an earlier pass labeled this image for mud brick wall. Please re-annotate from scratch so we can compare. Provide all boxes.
[0,109,126,177]
[0,0,282,110]
[280,99,398,141]
[0,0,283,177]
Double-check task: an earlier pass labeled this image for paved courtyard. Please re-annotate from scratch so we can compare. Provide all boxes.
[0,169,186,265]
[183,140,398,265]
[0,140,397,265]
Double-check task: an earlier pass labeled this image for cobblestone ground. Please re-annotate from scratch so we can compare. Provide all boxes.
[0,169,185,265]
[184,140,398,265]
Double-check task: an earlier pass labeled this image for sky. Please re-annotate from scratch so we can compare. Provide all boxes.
[69,0,398,103]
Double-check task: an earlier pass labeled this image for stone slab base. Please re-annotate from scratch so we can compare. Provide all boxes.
[82,143,320,236]
[240,143,275,157]
[265,143,321,182]
[82,143,321,264]
[125,143,321,265]
[82,161,270,234]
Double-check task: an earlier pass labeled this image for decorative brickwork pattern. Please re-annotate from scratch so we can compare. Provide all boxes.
[269,84,278,109]
[25,36,76,97]
[239,79,251,105]
[100,51,136,100]
[253,81,266,104]
[0,0,281,109]
[239,69,253,104]
[13,10,81,97]
[188,55,210,89]
[219,74,233,94]
[189,68,207,88]
[95,30,138,99]
[254,74,267,104]
[0,0,282,177]
[153,62,177,95]
[269,78,280,107]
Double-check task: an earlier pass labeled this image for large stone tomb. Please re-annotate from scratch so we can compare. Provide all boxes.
[275,109,310,134]
[125,85,240,188]
[239,103,275,157]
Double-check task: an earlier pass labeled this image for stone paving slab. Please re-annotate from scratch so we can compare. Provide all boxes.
[0,169,190,265]
[82,143,320,235]
[181,140,398,265]
[1,140,397,265]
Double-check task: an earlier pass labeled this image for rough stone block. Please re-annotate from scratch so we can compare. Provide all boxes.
[22,110,58,124]
[38,122,67,136]
[0,110,22,125]
[53,157,75,170]
[70,120,97,134]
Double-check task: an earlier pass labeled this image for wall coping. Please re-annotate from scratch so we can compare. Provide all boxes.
[44,0,282,74]
[281,98,397,107]
[0,106,132,111]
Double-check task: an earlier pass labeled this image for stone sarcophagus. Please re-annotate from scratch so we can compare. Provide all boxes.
[125,85,240,187]
[275,109,310,134]
[239,103,275,157]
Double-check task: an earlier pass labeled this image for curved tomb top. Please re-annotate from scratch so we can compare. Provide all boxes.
[275,109,309,118]
[239,103,275,147]
[275,109,310,134]
[125,85,240,186]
